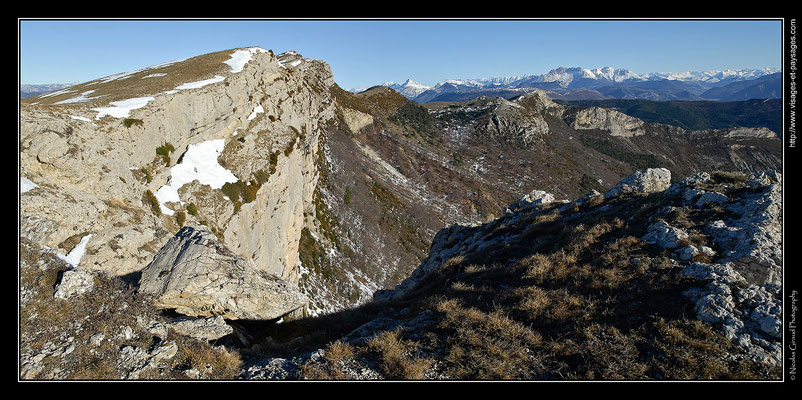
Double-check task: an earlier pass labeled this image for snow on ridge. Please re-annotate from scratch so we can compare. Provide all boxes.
[53,90,102,105]
[142,73,167,79]
[174,75,225,90]
[89,57,191,86]
[39,88,74,98]
[225,47,268,73]
[154,139,239,216]
[92,97,155,119]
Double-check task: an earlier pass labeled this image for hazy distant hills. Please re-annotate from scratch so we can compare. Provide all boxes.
[20,83,78,99]
[356,67,781,103]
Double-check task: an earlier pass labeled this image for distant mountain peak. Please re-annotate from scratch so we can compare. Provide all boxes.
[361,66,780,103]
[382,79,432,98]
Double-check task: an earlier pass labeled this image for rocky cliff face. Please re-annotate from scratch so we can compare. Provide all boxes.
[566,106,646,137]
[21,47,335,288]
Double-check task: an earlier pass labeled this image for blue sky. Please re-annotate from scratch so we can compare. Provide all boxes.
[19,19,783,90]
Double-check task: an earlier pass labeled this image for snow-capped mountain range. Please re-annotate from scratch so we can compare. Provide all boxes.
[351,66,780,103]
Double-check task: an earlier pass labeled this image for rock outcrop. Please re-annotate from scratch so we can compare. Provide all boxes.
[20,47,336,286]
[476,97,551,145]
[604,168,672,198]
[138,226,307,320]
[376,170,654,302]
[567,106,646,137]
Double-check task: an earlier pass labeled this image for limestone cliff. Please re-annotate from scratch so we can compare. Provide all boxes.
[20,47,335,294]
[567,106,646,137]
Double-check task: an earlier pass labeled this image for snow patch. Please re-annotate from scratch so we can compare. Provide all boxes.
[224,47,267,73]
[92,97,155,119]
[154,139,239,216]
[174,75,225,90]
[54,90,102,105]
[247,104,264,120]
[70,115,92,122]
[89,57,190,85]
[142,73,167,79]
[20,177,39,193]
[39,88,74,98]
[56,234,93,268]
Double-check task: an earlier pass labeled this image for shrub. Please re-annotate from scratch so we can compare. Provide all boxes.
[222,180,261,209]
[156,143,175,166]
[186,203,198,217]
[138,167,152,184]
[156,142,175,157]
[123,118,143,128]
[343,187,351,205]
[221,181,243,203]
[269,151,280,175]
[388,102,439,142]
[284,137,297,157]
[365,329,431,380]
[144,190,161,217]
[711,170,748,183]
[175,211,186,227]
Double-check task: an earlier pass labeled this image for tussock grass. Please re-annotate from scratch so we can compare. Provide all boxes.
[248,188,780,380]
[19,239,243,380]
[364,329,431,380]
[23,48,234,108]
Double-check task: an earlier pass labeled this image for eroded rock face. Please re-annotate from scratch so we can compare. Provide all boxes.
[568,106,646,137]
[725,127,777,139]
[604,168,672,198]
[166,315,233,341]
[138,226,307,320]
[705,172,782,286]
[20,48,336,284]
[513,89,564,116]
[478,98,551,145]
[505,189,558,214]
[641,221,689,249]
[54,267,97,300]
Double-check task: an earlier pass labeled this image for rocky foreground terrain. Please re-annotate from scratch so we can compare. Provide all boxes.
[19,47,783,380]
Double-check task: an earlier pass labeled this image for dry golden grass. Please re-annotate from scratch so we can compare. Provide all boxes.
[175,339,243,379]
[23,48,238,108]
[19,239,244,380]
[249,185,780,381]
[364,329,431,380]
[324,340,356,363]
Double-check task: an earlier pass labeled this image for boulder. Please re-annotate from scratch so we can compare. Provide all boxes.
[518,189,555,207]
[641,221,689,249]
[138,226,307,320]
[605,168,671,198]
[54,267,96,300]
[166,315,233,341]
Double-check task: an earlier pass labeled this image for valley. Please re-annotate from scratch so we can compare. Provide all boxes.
[18,47,783,381]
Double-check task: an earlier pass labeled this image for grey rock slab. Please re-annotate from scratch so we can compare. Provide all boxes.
[139,226,307,320]
[605,168,671,198]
